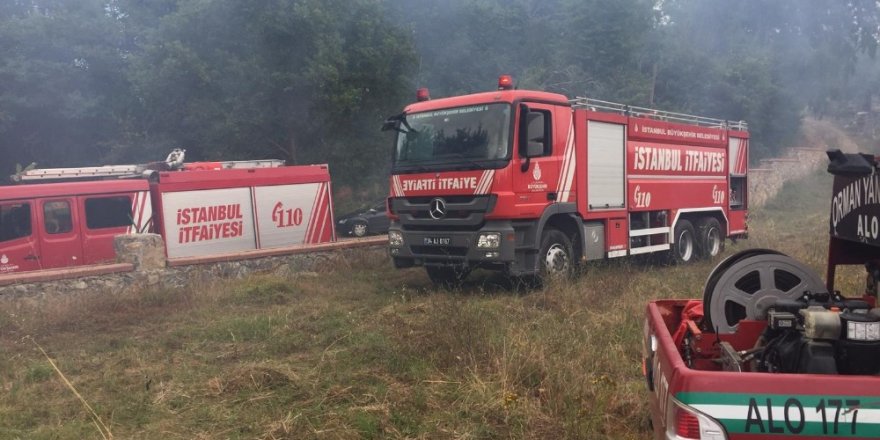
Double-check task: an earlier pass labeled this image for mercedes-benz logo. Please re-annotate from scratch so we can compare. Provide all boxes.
[429,198,447,219]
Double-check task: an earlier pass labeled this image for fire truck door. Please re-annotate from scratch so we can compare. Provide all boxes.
[514,103,563,217]
[0,201,42,273]
[37,198,84,269]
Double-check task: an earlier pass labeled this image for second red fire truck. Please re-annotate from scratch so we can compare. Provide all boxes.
[384,76,749,285]
[0,150,336,274]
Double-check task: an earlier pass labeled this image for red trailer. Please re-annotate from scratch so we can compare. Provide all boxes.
[642,151,880,439]
[384,76,749,285]
[0,151,335,274]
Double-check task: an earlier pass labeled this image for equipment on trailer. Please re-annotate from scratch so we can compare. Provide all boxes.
[643,150,880,440]
[701,249,880,376]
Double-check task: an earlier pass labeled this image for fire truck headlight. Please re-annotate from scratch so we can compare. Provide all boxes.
[477,233,501,249]
[388,231,404,247]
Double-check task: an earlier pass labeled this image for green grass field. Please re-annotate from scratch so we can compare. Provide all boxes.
[0,168,861,439]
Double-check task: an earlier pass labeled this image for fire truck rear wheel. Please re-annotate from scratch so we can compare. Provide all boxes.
[426,265,470,289]
[669,220,695,265]
[538,228,574,280]
[696,217,724,259]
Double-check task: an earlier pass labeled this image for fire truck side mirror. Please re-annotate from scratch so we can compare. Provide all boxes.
[381,116,400,132]
[519,104,546,159]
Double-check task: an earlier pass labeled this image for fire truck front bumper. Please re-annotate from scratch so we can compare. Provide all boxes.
[388,221,516,268]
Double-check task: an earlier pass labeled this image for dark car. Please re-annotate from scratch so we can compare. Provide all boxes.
[336,201,390,237]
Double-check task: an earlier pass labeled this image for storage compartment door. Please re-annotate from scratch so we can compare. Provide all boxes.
[161,188,256,258]
[253,181,335,248]
[587,121,625,209]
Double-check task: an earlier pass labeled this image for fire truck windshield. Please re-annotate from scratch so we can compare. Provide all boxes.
[393,103,511,172]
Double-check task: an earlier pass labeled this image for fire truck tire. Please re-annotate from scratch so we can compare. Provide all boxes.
[426,265,470,289]
[351,221,368,237]
[537,228,574,280]
[695,217,724,259]
[669,220,696,265]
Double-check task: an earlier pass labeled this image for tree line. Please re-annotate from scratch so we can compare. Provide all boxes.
[1,0,878,192]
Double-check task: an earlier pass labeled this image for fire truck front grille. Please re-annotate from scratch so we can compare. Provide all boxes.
[401,195,478,205]
[390,195,496,231]
[410,246,468,257]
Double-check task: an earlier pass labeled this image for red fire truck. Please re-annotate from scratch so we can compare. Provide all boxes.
[0,150,335,274]
[643,150,880,440]
[384,76,749,285]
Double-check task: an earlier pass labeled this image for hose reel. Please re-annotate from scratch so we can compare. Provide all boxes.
[702,249,827,333]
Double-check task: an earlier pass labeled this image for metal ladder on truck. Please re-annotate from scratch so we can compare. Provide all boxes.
[570,97,748,131]
[10,149,285,182]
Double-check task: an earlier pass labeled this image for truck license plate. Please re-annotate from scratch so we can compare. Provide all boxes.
[423,237,450,246]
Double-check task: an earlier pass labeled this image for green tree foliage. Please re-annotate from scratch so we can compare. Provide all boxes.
[551,0,656,101]
[388,0,655,101]
[0,0,132,171]
[125,0,415,186]
[0,0,415,188]
[1,0,879,182]
[387,0,558,96]
[651,0,879,157]
[647,0,801,158]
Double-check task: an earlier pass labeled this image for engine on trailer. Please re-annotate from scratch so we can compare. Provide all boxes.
[701,249,880,376]
[755,291,880,375]
[693,151,880,376]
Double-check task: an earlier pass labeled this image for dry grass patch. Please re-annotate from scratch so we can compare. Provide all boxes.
[0,171,851,439]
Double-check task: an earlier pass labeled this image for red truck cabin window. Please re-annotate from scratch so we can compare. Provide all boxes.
[43,200,72,234]
[85,196,132,229]
[0,203,32,242]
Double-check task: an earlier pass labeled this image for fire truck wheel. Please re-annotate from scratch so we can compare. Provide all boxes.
[426,265,470,289]
[351,221,368,237]
[669,220,695,265]
[695,217,724,259]
[538,228,573,280]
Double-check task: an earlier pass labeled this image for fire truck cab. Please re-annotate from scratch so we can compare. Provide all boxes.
[0,180,150,273]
